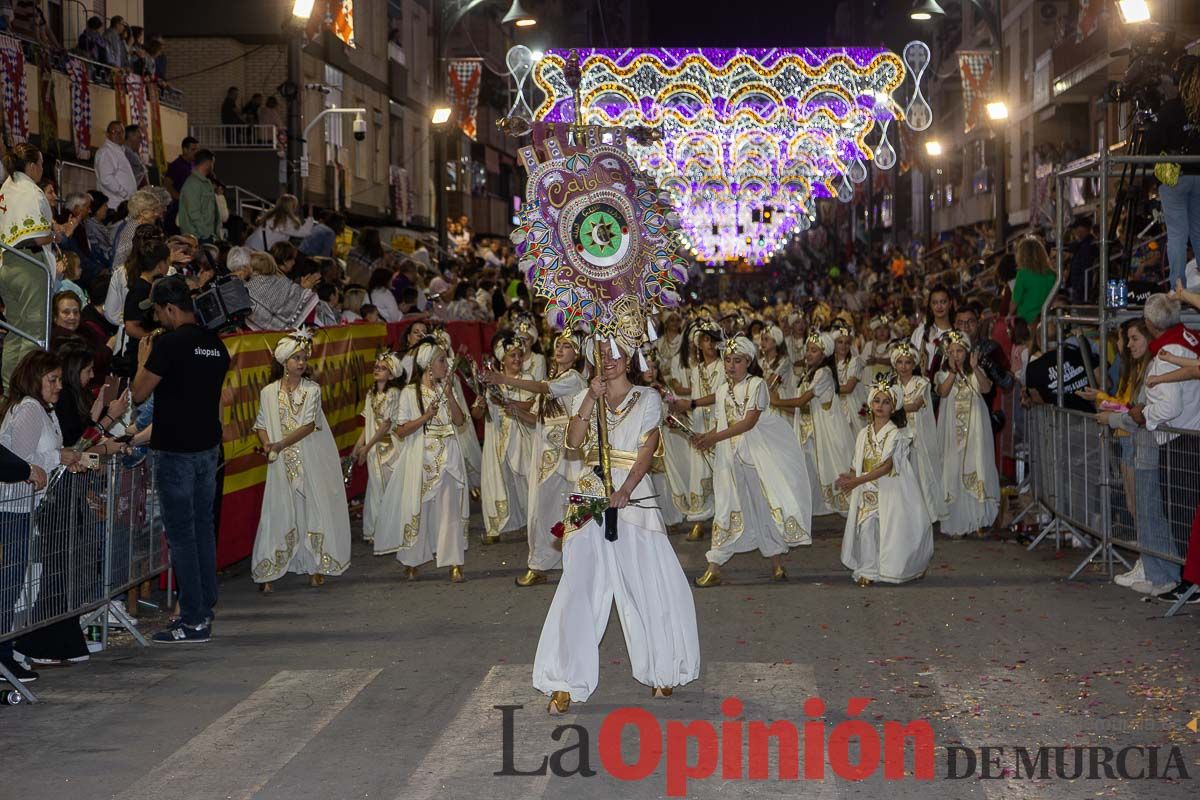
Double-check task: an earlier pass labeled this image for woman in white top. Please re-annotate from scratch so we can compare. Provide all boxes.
[383,340,470,582]
[352,351,405,550]
[890,341,947,522]
[668,320,725,540]
[368,267,404,323]
[247,194,316,251]
[484,332,586,586]
[756,324,796,424]
[692,337,813,587]
[533,338,699,713]
[473,332,534,543]
[251,331,352,590]
[771,332,854,516]
[910,285,956,376]
[0,351,85,676]
[833,323,867,432]
[837,376,934,586]
[935,331,1000,537]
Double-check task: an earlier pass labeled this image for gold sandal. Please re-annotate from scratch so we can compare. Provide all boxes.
[515,569,547,587]
[449,565,466,583]
[771,564,787,582]
[694,566,722,588]
[548,691,571,715]
[651,687,673,699]
[686,523,705,541]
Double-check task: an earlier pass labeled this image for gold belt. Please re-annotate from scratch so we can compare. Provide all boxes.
[425,423,456,438]
[584,447,639,471]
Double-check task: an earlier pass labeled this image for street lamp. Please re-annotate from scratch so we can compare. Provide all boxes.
[1117,0,1151,24]
[501,0,536,27]
[925,140,943,156]
[909,0,945,21]
[431,107,453,125]
[292,0,315,18]
[985,100,1009,121]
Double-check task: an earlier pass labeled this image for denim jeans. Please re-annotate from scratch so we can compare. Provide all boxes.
[1159,175,1200,289]
[155,447,220,626]
[0,512,32,661]
[1135,466,1180,586]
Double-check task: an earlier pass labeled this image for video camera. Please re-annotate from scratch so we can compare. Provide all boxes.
[1105,26,1184,128]
[194,275,252,332]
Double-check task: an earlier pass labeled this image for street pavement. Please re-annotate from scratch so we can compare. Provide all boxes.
[3,512,1198,799]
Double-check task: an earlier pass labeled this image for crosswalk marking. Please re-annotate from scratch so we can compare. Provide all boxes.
[396,661,841,799]
[113,668,380,800]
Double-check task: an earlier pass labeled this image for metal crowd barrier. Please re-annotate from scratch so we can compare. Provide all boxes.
[1022,403,1198,617]
[0,457,167,704]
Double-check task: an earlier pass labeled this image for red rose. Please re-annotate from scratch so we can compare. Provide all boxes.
[551,522,565,539]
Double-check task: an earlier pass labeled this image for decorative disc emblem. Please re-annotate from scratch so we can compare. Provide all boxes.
[568,201,631,274]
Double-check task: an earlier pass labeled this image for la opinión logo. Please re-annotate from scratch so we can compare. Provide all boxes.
[496,696,936,796]
[494,698,1193,796]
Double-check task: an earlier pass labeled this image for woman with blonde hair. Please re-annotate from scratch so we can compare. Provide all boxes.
[245,251,318,331]
[1011,236,1056,325]
[248,194,316,251]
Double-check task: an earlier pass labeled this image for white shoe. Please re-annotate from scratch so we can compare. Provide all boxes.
[1148,582,1177,597]
[1114,559,1145,587]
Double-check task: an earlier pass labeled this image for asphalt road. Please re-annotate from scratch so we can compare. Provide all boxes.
[3,513,1198,799]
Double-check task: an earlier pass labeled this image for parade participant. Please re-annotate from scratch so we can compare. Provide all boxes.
[861,316,895,383]
[757,324,796,423]
[484,331,587,586]
[785,313,809,377]
[833,322,867,431]
[387,339,470,582]
[640,351,684,529]
[670,319,725,540]
[513,314,547,380]
[252,330,351,591]
[351,351,405,550]
[891,341,947,522]
[473,331,534,543]
[533,340,700,714]
[911,285,956,376]
[771,332,853,515]
[692,337,813,587]
[396,319,431,378]
[936,331,999,536]
[838,375,934,585]
[433,327,482,491]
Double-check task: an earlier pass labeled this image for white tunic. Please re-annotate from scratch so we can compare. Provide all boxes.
[840,421,934,583]
[533,386,700,703]
[361,387,401,549]
[682,358,725,520]
[480,377,534,538]
[386,384,470,568]
[803,366,854,516]
[525,369,586,572]
[251,379,352,582]
[900,375,948,522]
[707,376,813,565]
[935,371,1000,536]
[837,355,868,432]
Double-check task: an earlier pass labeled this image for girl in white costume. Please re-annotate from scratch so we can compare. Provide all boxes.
[670,320,725,540]
[838,376,934,586]
[833,323,867,432]
[432,327,482,490]
[252,331,352,591]
[860,316,895,384]
[785,313,810,382]
[513,314,548,380]
[756,324,797,424]
[692,337,813,587]
[484,332,587,586]
[890,341,947,522]
[935,331,1000,537]
[771,332,853,516]
[387,340,470,581]
[474,332,534,543]
[352,350,405,550]
[533,341,700,714]
[911,285,956,376]
[640,353,684,529]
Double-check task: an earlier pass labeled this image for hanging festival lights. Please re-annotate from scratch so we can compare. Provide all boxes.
[530,48,918,262]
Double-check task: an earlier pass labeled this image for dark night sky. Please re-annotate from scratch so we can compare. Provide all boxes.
[644,0,844,47]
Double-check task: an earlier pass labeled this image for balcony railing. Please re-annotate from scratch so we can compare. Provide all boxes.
[188,125,281,151]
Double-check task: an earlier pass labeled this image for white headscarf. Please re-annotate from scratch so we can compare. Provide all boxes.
[376,350,404,379]
[723,335,758,362]
[273,329,314,365]
[415,342,443,371]
[760,325,785,348]
[889,341,919,370]
[807,331,835,358]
